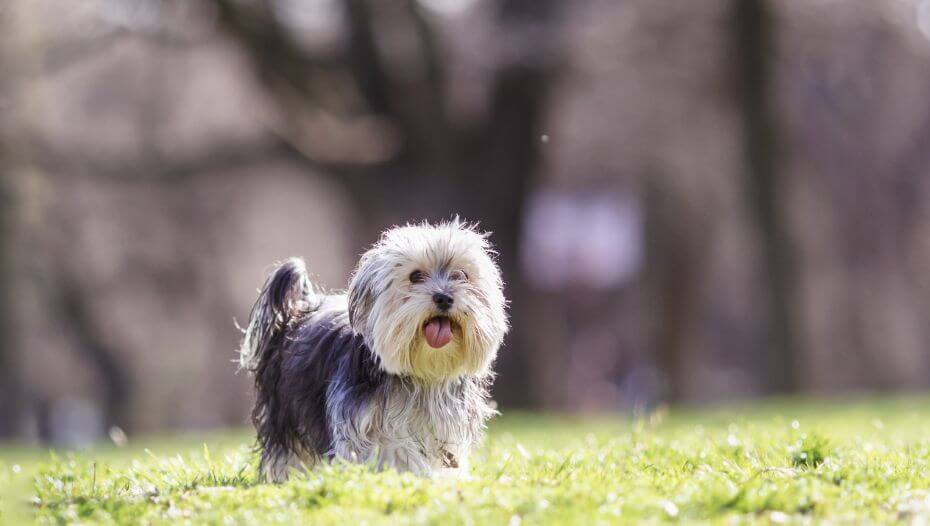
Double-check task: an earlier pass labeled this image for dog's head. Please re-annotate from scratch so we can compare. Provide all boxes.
[347,219,508,381]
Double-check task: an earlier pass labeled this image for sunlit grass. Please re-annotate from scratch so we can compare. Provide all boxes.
[5,396,930,524]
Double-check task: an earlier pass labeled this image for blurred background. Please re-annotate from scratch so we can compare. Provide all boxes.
[1,0,929,446]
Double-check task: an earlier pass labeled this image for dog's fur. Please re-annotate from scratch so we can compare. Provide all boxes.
[239,219,508,481]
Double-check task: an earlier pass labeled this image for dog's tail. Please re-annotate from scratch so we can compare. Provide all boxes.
[239,258,316,372]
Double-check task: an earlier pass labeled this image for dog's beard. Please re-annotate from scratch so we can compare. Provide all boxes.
[347,220,509,382]
[367,297,493,381]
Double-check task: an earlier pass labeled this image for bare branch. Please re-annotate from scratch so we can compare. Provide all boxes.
[406,0,445,96]
[343,0,393,115]
[212,0,353,110]
[893,104,930,224]
[41,29,218,72]
[209,0,404,170]
[28,136,288,184]
[25,130,390,209]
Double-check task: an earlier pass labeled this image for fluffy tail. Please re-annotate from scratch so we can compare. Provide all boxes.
[239,258,316,372]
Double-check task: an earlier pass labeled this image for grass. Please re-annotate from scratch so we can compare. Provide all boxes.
[4,396,930,524]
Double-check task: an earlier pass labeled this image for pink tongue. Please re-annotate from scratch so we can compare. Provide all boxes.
[424,317,453,348]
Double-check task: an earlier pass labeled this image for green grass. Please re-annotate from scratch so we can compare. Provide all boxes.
[5,396,930,524]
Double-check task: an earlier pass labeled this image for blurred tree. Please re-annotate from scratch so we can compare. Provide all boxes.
[645,174,711,402]
[733,0,801,393]
[0,129,23,439]
[54,271,133,436]
[0,9,23,438]
[212,0,560,406]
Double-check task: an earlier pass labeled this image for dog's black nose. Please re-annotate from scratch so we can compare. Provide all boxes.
[433,293,454,311]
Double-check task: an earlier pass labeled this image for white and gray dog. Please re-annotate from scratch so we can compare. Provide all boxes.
[239,219,508,481]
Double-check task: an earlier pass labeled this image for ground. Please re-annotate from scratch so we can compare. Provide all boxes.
[3,397,930,524]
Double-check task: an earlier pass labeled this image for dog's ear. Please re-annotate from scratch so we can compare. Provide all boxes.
[347,250,383,336]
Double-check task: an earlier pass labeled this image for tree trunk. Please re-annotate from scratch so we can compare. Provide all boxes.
[460,64,552,407]
[0,151,23,438]
[733,0,801,393]
[0,8,23,438]
[644,175,709,402]
[56,275,133,435]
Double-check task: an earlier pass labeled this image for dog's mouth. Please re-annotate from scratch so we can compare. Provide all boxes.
[423,316,458,349]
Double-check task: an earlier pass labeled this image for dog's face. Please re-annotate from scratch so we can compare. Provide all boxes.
[347,220,508,381]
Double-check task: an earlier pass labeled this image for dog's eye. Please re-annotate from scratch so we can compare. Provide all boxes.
[409,270,425,283]
[449,269,469,281]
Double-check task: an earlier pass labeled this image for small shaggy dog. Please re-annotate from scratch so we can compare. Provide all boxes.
[239,219,508,481]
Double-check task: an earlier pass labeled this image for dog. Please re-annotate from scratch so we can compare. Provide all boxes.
[239,219,508,481]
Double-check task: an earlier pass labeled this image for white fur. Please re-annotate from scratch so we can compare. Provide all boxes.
[327,376,496,476]
[348,219,509,382]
